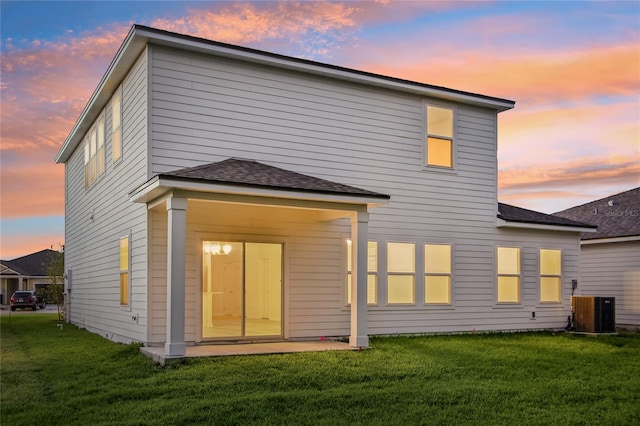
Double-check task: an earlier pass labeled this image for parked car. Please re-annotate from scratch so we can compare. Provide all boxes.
[10,290,46,311]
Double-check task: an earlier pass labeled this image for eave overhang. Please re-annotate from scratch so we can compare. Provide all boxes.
[581,235,640,245]
[130,175,390,211]
[496,218,598,233]
[55,24,515,164]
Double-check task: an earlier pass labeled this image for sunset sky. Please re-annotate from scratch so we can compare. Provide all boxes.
[1,1,639,259]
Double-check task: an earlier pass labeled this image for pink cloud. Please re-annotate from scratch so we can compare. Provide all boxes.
[0,164,66,219]
[353,41,639,106]
[151,2,360,57]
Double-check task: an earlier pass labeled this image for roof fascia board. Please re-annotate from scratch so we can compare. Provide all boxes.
[138,27,514,112]
[581,235,640,245]
[496,218,597,233]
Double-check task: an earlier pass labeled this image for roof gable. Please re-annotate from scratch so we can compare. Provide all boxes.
[56,24,515,164]
[161,158,390,200]
[554,187,640,240]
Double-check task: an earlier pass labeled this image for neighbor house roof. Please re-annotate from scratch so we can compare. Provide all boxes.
[55,24,515,164]
[130,158,390,207]
[0,249,58,277]
[554,187,640,241]
[497,202,597,232]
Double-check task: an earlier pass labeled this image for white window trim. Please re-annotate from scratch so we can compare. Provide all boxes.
[345,238,378,306]
[495,245,522,305]
[111,86,123,165]
[386,241,416,305]
[538,248,563,304]
[423,102,457,172]
[96,113,105,178]
[424,243,453,305]
[83,112,106,189]
[120,232,132,309]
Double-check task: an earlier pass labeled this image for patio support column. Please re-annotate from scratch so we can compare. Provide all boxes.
[18,277,24,291]
[165,196,187,357]
[349,210,369,348]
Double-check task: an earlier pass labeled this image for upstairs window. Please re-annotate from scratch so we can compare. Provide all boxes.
[112,88,122,163]
[425,244,452,304]
[89,126,97,183]
[83,113,105,189]
[426,105,454,168]
[83,137,90,188]
[497,247,520,303]
[346,240,378,305]
[96,116,105,177]
[540,249,562,302]
[387,242,415,304]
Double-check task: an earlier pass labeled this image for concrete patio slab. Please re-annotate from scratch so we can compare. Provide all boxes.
[141,340,355,365]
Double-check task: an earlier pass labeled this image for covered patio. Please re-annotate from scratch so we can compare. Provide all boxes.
[130,158,389,360]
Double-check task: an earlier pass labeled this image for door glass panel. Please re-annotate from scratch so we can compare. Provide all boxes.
[202,242,243,338]
[245,243,282,337]
[202,241,282,339]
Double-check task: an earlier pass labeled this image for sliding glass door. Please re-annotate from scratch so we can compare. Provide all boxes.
[202,241,282,339]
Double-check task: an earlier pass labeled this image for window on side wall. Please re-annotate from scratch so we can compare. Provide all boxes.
[387,242,415,304]
[426,105,454,168]
[540,249,562,302]
[425,244,452,304]
[112,88,122,163]
[120,235,130,306]
[347,240,377,305]
[497,247,520,303]
[83,113,106,189]
[83,137,90,188]
[96,115,105,177]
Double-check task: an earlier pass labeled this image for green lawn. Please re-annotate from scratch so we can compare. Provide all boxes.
[2,315,639,425]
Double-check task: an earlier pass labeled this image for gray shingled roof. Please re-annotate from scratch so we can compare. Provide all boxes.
[498,203,597,229]
[162,158,390,200]
[554,187,640,240]
[0,249,58,276]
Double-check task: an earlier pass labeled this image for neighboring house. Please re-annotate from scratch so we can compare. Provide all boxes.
[555,187,640,328]
[0,249,59,304]
[54,25,595,358]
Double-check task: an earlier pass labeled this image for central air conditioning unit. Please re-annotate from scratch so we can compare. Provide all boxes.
[571,296,616,333]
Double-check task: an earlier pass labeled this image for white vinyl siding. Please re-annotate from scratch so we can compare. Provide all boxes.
[145,45,581,338]
[64,48,148,343]
[579,241,640,327]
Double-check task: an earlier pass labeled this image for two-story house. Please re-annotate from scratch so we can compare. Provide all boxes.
[55,25,595,359]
